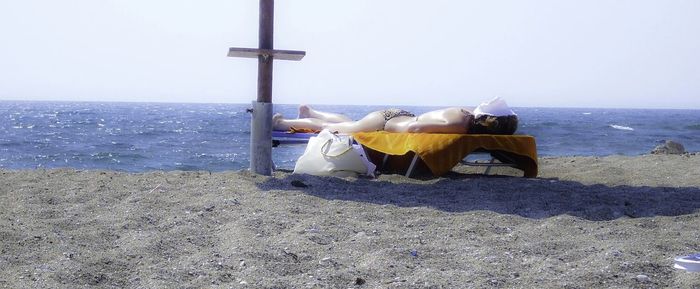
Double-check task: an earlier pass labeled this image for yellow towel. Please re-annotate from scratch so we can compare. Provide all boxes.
[352,132,538,177]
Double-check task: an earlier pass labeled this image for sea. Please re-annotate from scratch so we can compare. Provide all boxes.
[1,101,698,172]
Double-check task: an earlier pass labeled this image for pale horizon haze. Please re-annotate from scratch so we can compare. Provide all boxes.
[1,0,699,109]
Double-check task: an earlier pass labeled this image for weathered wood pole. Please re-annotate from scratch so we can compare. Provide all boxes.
[258,0,273,103]
[228,0,304,175]
[250,0,275,175]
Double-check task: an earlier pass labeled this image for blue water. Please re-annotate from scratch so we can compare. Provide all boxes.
[1,101,698,172]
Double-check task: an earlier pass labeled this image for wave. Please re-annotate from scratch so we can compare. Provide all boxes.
[610,124,634,131]
[686,124,700,130]
[90,152,148,160]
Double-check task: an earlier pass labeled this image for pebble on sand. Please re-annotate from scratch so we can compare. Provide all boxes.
[635,274,651,283]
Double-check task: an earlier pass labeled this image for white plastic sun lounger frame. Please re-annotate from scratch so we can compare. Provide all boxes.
[380,151,519,178]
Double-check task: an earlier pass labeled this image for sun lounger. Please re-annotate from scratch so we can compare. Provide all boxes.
[352,132,538,178]
[272,130,317,146]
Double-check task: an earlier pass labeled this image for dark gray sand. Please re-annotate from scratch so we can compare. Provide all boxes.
[1,154,699,288]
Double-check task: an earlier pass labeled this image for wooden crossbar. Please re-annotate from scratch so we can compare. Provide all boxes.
[228,47,306,61]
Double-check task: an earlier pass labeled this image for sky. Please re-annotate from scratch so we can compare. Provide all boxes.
[0,0,699,109]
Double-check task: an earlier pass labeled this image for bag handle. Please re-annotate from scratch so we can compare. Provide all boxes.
[320,138,353,157]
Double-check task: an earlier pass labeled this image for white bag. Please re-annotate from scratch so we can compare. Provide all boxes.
[293,130,374,177]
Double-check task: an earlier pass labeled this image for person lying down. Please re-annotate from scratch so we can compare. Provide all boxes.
[272,98,519,135]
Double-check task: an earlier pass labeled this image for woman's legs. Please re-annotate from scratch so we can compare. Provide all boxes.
[273,111,386,133]
[298,104,352,123]
[323,111,385,133]
[273,104,350,131]
[272,113,326,131]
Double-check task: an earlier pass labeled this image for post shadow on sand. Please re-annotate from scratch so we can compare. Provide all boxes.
[256,172,700,221]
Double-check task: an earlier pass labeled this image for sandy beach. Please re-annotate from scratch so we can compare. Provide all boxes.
[1,154,699,288]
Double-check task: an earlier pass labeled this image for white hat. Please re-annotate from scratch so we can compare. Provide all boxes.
[473,97,516,118]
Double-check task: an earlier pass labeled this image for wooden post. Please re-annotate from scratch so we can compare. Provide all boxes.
[227,0,305,176]
[251,0,274,175]
[258,0,273,103]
